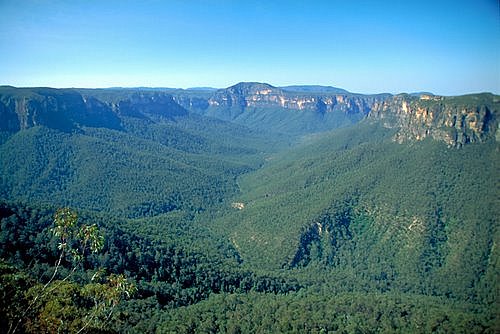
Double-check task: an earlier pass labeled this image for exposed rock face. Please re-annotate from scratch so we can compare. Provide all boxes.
[112,92,188,120]
[1,84,498,147]
[0,87,123,132]
[174,83,499,146]
[176,82,388,117]
[368,93,499,147]
[172,95,209,112]
[172,82,391,133]
[0,87,187,132]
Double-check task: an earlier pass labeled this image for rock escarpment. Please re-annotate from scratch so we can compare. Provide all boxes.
[0,87,187,132]
[172,82,391,134]
[368,93,499,147]
[176,82,388,117]
[1,84,498,147]
[0,87,121,132]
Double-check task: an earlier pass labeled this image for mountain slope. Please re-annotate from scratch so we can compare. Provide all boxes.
[0,84,498,332]
[0,86,287,220]
[173,82,390,134]
[213,121,499,301]
[0,126,255,218]
[3,85,497,143]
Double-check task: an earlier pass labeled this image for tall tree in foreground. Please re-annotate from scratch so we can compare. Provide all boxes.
[5,208,135,334]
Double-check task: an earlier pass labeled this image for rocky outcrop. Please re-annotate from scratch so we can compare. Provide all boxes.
[0,87,122,132]
[1,84,498,147]
[368,93,499,147]
[176,82,388,116]
[172,95,209,112]
[111,92,188,120]
[0,87,189,132]
[290,202,355,268]
[172,82,391,133]
[173,83,499,146]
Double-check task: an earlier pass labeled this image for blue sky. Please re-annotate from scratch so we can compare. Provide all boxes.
[0,0,498,95]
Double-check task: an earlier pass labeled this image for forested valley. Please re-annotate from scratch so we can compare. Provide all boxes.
[0,85,498,333]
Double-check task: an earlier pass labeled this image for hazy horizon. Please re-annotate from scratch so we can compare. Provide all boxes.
[1,82,499,97]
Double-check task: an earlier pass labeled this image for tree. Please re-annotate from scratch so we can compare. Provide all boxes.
[8,208,136,334]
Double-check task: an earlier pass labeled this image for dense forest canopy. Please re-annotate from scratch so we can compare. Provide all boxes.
[0,85,498,333]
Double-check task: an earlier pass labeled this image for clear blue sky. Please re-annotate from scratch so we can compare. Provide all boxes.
[0,0,498,95]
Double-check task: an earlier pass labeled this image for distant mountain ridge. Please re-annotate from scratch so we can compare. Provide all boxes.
[280,85,350,94]
[0,86,185,133]
[0,83,498,146]
[173,82,389,134]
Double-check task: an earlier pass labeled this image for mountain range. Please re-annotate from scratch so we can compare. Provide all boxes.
[1,82,498,145]
[0,82,498,333]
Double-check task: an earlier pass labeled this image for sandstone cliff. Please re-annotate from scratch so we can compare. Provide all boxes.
[368,93,499,147]
[0,87,121,132]
[1,85,498,147]
[0,87,187,132]
[175,82,388,117]
[172,82,390,134]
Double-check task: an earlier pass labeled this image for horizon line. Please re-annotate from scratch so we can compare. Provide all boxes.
[1,83,498,97]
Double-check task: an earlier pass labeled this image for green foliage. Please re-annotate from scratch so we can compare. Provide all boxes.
[158,291,496,334]
[0,87,498,332]
[213,122,498,305]
[24,281,88,334]
[0,202,303,332]
[53,208,104,259]
[0,261,34,332]
[0,207,135,333]
[0,116,282,219]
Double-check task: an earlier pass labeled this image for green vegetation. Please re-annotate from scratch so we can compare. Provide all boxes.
[1,207,136,333]
[0,87,498,332]
[0,115,284,218]
[158,291,494,333]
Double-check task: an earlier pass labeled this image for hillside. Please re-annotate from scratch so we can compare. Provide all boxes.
[214,123,498,298]
[0,87,287,220]
[0,84,498,333]
[2,84,497,142]
[173,82,391,134]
